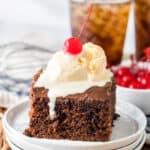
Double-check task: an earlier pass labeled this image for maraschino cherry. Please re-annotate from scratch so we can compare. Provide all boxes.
[141,47,150,61]
[112,47,150,89]
[63,4,93,55]
[64,37,82,55]
[144,47,150,60]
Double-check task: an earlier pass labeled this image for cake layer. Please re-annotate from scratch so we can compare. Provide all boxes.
[24,70,116,141]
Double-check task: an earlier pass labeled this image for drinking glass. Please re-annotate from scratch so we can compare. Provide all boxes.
[135,0,150,60]
[70,0,131,65]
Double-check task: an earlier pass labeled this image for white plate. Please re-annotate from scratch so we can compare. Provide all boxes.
[118,132,145,150]
[3,99,147,150]
[4,121,146,150]
[5,136,21,150]
[146,133,150,144]
[5,128,146,150]
[4,123,145,150]
[4,126,49,150]
[135,133,146,150]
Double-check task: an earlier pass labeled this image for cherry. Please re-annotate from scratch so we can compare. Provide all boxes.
[144,47,150,60]
[141,47,150,61]
[146,79,150,89]
[147,85,150,89]
[117,75,133,87]
[140,77,147,87]
[117,77,129,87]
[113,66,150,89]
[112,49,150,89]
[137,76,143,83]
[122,75,133,84]
[116,67,130,77]
[129,80,141,89]
[63,37,82,55]
[137,69,147,77]
[63,4,93,55]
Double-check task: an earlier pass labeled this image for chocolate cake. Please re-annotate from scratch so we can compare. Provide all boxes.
[24,42,116,141]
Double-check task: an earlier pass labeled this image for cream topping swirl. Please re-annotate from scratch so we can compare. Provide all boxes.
[35,42,112,119]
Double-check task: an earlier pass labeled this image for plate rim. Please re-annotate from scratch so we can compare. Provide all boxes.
[5,127,146,150]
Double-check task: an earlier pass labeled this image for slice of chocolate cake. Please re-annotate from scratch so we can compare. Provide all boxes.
[24,43,116,141]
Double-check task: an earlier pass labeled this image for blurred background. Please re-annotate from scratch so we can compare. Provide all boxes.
[0,0,140,101]
[0,0,134,52]
[0,0,70,49]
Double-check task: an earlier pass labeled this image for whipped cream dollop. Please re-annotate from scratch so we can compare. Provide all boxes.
[35,42,112,119]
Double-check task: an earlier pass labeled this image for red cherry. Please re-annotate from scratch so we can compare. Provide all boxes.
[137,76,143,83]
[137,69,146,77]
[64,37,82,55]
[117,77,129,87]
[113,52,150,89]
[146,81,150,89]
[144,47,150,60]
[129,80,141,89]
[122,75,133,84]
[147,75,150,87]
[136,69,150,89]
[116,67,130,77]
[142,76,150,88]
[140,77,147,86]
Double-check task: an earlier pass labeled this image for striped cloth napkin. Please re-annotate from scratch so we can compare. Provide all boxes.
[0,42,53,107]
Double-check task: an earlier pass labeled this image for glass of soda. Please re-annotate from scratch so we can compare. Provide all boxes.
[70,0,131,65]
[135,0,150,60]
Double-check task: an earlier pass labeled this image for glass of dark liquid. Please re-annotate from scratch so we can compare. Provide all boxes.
[135,0,150,60]
[70,0,131,65]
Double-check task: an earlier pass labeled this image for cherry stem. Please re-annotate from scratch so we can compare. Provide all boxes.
[78,4,93,38]
[130,55,136,67]
[130,55,139,75]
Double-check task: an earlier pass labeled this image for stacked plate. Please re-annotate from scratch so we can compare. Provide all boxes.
[3,99,147,150]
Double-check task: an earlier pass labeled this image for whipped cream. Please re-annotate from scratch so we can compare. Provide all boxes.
[35,42,112,119]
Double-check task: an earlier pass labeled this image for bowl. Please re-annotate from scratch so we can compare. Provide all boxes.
[116,60,150,115]
[117,86,150,114]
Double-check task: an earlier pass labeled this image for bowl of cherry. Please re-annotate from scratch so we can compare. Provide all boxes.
[112,48,150,114]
